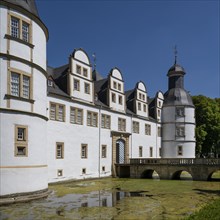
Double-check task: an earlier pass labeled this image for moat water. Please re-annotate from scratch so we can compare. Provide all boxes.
[0,175,220,220]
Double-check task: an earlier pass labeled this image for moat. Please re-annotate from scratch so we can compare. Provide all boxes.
[0,176,220,220]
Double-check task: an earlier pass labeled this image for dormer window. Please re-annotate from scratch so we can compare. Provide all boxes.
[76,65,81,74]
[142,94,145,101]
[139,93,141,100]
[138,102,141,111]
[48,79,53,87]
[83,68,88,77]
[118,83,121,91]
[119,95,123,105]
[112,93,116,103]
[113,81,117,89]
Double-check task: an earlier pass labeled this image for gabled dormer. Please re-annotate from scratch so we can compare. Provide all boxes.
[149,91,164,121]
[126,81,148,117]
[108,68,125,112]
[69,48,94,103]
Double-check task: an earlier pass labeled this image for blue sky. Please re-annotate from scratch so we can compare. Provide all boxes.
[36,0,219,98]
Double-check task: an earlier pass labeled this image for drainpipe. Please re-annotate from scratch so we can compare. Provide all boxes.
[98,105,102,178]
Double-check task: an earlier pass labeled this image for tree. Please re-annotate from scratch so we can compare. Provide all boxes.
[192,95,220,157]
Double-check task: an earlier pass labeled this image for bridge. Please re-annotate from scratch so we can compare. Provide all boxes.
[115,158,220,181]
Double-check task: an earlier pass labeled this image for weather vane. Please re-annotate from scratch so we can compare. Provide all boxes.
[174,45,178,64]
[92,53,96,70]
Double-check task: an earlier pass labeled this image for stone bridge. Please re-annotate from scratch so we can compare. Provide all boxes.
[115,158,220,181]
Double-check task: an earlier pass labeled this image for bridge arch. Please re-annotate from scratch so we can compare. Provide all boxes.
[171,170,193,180]
[141,169,160,179]
[207,169,220,181]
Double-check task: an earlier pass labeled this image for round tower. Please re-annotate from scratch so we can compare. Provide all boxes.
[162,60,195,158]
[0,0,49,196]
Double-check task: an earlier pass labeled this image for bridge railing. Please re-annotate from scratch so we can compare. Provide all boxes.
[129,158,220,165]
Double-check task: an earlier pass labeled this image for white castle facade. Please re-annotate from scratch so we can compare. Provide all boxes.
[0,0,195,197]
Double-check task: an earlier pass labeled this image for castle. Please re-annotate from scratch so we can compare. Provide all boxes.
[0,0,195,197]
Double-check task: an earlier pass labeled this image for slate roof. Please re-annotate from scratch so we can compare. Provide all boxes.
[3,0,39,17]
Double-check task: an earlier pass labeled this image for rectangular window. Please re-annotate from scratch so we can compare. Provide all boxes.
[112,93,116,103]
[158,127,162,137]
[81,144,88,158]
[10,72,31,99]
[139,146,143,157]
[83,68,88,77]
[82,168,86,174]
[142,94,145,101]
[157,109,161,118]
[87,111,98,127]
[84,83,90,94]
[70,107,83,125]
[11,17,19,38]
[178,145,183,156]
[150,147,153,157]
[138,102,141,111]
[159,148,162,157]
[145,124,151,135]
[176,107,185,117]
[143,104,146,112]
[118,83,121,91]
[119,95,123,105]
[132,121,139,133]
[56,142,64,159]
[102,145,107,158]
[118,118,126,132]
[57,170,63,177]
[101,114,111,129]
[113,81,117,89]
[15,125,28,157]
[139,93,141,100]
[50,103,65,122]
[10,15,31,43]
[76,65,81,74]
[22,21,29,42]
[176,127,185,137]
[74,79,80,91]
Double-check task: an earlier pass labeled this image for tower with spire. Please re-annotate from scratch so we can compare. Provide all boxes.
[161,49,196,158]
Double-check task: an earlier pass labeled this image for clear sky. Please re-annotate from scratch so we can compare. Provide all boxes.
[36,0,219,98]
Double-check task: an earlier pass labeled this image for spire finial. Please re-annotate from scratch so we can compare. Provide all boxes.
[92,53,96,70]
[174,45,178,64]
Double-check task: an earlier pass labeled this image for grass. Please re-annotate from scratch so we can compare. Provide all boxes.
[186,197,220,220]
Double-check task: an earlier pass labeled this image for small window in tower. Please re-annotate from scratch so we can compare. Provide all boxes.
[57,169,63,177]
[119,95,123,105]
[83,68,88,77]
[138,102,141,111]
[113,81,117,89]
[118,83,121,91]
[112,93,116,103]
[178,146,183,156]
[176,107,185,117]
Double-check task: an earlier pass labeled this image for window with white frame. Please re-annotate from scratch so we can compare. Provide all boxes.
[87,111,98,127]
[145,124,151,135]
[113,81,117,89]
[158,127,162,137]
[143,104,147,112]
[83,68,88,77]
[50,102,65,122]
[101,114,111,129]
[138,102,141,111]
[102,145,107,158]
[132,121,139,133]
[139,146,143,157]
[176,126,185,137]
[56,142,64,159]
[10,72,30,99]
[76,65,81,74]
[81,144,88,158]
[112,93,116,103]
[70,107,83,125]
[84,83,90,94]
[15,125,28,157]
[118,83,121,91]
[118,118,126,132]
[74,79,80,91]
[119,95,123,105]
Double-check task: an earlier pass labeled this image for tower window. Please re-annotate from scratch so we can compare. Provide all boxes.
[83,68,88,77]
[11,17,19,38]
[178,146,183,156]
[22,22,29,42]
[119,95,123,105]
[56,142,64,159]
[76,65,81,74]
[10,72,30,99]
[112,93,116,103]
[176,127,185,137]
[176,107,185,117]
[15,125,28,157]
[139,146,143,157]
[138,102,141,111]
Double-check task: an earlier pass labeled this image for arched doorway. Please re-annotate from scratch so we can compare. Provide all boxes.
[116,139,125,164]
